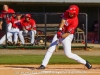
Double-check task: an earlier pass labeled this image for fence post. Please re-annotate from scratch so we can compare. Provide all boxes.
[44,13,47,49]
[85,13,88,49]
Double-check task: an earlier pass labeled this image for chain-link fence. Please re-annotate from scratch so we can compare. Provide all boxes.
[0,13,87,49]
[73,13,88,48]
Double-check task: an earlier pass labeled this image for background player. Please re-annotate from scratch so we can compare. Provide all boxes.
[9,14,22,45]
[19,14,36,45]
[0,4,15,45]
[38,5,92,69]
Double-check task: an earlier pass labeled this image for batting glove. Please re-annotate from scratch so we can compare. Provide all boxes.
[57,30,62,39]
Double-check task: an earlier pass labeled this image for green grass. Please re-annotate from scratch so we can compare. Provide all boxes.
[0,55,100,65]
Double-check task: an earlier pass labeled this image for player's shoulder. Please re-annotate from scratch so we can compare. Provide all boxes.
[72,17,78,25]
[61,10,69,20]
[11,17,15,21]
[21,17,25,21]
[8,8,15,13]
[30,18,35,22]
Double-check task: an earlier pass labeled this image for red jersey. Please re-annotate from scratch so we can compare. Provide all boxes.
[22,18,36,31]
[0,8,15,24]
[61,11,78,34]
[11,18,23,30]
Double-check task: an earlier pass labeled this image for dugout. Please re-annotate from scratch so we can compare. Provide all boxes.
[0,2,99,49]
[0,2,99,42]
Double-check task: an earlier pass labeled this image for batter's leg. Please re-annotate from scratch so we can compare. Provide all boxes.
[62,34,92,69]
[62,34,86,64]
[40,34,58,68]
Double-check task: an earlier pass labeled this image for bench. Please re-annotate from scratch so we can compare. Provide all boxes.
[35,24,59,45]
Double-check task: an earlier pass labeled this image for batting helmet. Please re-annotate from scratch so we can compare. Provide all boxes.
[25,14,31,19]
[67,5,79,16]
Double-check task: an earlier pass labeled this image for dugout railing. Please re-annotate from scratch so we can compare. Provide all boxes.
[0,12,89,49]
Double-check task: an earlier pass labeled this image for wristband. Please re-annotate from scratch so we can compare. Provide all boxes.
[59,28,62,30]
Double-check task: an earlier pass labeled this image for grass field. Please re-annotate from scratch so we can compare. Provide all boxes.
[0,55,100,64]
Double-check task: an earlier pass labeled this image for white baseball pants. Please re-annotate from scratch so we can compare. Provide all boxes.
[7,23,12,42]
[19,30,36,44]
[0,32,12,44]
[0,23,13,44]
[9,28,19,44]
[41,34,86,67]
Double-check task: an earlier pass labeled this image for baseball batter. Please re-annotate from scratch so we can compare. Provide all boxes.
[18,14,36,45]
[38,5,92,69]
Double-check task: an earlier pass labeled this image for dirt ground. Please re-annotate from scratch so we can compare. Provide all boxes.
[0,48,100,75]
[0,49,100,56]
[0,64,100,75]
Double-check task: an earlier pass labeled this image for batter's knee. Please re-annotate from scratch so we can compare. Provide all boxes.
[48,47,55,53]
[65,52,74,59]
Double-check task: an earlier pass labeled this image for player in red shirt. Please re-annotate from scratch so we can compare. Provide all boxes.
[0,4,15,31]
[8,14,22,45]
[18,14,36,45]
[38,5,92,69]
[0,4,15,45]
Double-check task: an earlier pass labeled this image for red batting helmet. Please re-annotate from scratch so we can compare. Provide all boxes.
[25,14,31,19]
[67,5,79,16]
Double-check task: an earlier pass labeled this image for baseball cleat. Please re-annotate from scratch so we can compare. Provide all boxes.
[85,61,92,69]
[13,42,16,46]
[16,43,21,46]
[7,41,13,46]
[38,65,45,69]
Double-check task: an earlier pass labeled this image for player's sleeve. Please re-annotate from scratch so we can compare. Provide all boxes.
[9,9,15,13]
[21,19,25,30]
[12,23,17,28]
[32,20,36,30]
[66,21,78,34]
[61,10,68,20]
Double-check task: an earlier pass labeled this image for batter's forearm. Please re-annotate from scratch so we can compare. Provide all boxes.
[62,33,70,38]
[59,19,65,30]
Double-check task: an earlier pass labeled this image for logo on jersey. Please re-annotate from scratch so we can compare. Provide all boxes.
[14,20,21,26]
[26,24,31,29]
[65,20,69,26]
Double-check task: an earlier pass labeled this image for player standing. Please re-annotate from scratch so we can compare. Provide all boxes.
[0,4,15,45]
[38,5,92,69]
[19,14,36,45]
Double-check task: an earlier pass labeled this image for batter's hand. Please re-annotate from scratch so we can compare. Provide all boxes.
[57,30,62,39]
